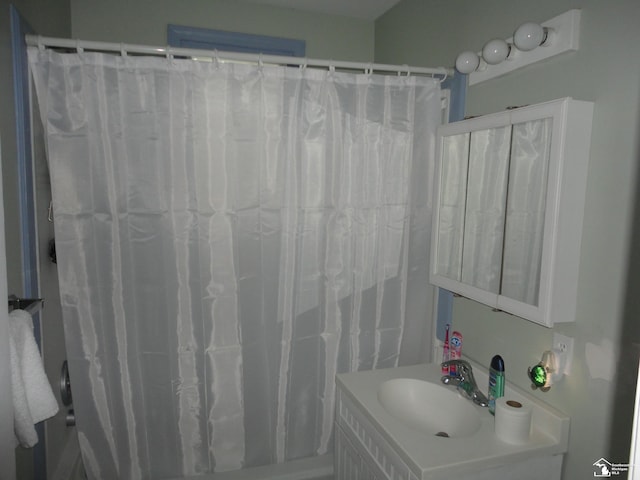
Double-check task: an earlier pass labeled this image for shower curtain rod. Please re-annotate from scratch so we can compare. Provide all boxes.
[26,34,454,78]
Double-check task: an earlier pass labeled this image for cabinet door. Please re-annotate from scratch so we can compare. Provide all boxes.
[335,424,365,480]
[500,118,552,305]
[433,125,512,293]
[461,126,512,293]
[433,133,469,281]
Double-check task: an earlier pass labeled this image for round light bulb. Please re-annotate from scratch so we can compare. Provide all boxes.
[455,51,480,74]
[514,22,545,51]
[482,38,510,65]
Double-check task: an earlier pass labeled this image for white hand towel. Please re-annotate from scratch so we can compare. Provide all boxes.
[9,309,59,447]
[9,329,37,447]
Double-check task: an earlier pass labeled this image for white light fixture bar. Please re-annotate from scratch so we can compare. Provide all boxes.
[469,9,581,85]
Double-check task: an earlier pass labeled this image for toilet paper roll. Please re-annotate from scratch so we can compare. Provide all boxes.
[494,398,532,444]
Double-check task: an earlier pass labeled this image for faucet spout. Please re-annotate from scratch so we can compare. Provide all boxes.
[440,359,489,407]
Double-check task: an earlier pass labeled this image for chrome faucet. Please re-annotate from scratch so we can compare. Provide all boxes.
[441,359,489,407]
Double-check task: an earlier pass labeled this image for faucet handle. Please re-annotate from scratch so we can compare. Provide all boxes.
[441,359,472,375]
[441,375,463,386]
[440,359,489,407]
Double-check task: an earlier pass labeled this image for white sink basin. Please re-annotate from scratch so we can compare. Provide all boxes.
[377,378,481,438]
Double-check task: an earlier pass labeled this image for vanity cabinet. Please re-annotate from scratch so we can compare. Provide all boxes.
[335,424,385,480]
[430,97,593,327]
[334,363,568,480]
[335,389,419,480]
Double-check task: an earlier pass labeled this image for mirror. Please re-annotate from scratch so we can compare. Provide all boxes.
[461,126,511,293]
[434,133,469,281]
[434,119,552,307]
[431,98,593,327]
[501,118,552,305]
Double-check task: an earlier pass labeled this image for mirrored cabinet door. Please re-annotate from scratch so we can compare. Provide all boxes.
[430,98,593,327]
[500,118,553,306]
[461,126,511,294]
[434,133,470,281]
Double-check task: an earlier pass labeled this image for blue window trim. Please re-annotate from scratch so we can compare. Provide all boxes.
[435,72,466,341]
[167,24,305,57]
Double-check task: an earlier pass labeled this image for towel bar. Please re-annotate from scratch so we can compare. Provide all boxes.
[8,294,44,315]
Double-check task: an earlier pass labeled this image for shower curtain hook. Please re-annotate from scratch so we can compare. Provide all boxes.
[166,46,174,61]
[37,35,45,51]
[439,71,449,83]
[120,43,128,57]
[75,39,84,54]
[213,49,220,68]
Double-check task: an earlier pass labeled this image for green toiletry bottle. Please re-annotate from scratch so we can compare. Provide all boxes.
[488,355,505,415]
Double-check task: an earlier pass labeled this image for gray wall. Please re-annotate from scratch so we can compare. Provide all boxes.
[376,1,640,478]
[70,0,375,62]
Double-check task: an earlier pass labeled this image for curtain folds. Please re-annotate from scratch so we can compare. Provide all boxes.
[29,48,441,480]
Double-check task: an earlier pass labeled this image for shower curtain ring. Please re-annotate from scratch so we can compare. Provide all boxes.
[120,43,128,57]
[439,70,449,83]
[400,65,410,77]
[75,39,84,53]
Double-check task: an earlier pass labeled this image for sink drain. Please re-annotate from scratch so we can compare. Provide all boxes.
[435,432,450,438]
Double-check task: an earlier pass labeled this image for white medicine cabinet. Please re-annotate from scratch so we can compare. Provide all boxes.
[430,97,593,327]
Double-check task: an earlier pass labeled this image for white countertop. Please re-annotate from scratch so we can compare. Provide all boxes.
[336,360,569,478]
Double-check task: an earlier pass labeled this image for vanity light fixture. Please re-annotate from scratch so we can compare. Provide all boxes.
[454,9,581,85]
[513,22,552,51]
[481,38,512,65]
[454,51,481,75]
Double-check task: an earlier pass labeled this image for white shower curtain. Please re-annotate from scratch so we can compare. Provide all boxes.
[29,47,441,480]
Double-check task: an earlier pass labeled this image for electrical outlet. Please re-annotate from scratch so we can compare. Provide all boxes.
[553,333,574,376]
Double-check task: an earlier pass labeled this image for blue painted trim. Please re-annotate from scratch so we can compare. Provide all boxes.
[437,289,454,341]
[167,24,306,57]
[435,72,467,341]
[443,72,466,124]
[11,5,47,480]
[10,5,37,307]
